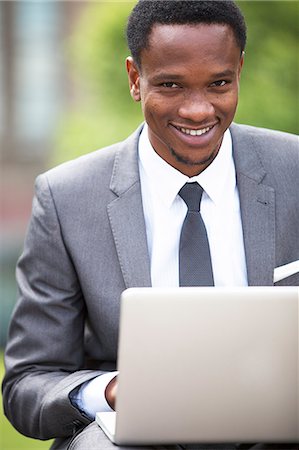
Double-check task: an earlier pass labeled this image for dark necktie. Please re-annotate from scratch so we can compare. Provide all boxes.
[178,182,214,286]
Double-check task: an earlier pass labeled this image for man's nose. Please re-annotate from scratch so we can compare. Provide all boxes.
[178,91,215,123]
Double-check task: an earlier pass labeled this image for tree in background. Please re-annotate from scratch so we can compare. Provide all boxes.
[53,2,139,165]
[236,1,298,135]
[52,0,298,165]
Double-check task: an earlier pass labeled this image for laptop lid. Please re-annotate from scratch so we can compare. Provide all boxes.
[97,287,298,445]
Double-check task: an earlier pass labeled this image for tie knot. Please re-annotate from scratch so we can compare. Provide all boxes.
[179,182,203,212]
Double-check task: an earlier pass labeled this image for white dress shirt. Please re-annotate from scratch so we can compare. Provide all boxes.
[139,123,248,287]
[74,124,248,418]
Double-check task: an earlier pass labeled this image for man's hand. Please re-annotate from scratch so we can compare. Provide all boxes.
[104,375,118,410]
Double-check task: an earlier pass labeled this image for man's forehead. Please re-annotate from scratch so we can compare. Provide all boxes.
[147,22,235,46]
[140,23,239,66]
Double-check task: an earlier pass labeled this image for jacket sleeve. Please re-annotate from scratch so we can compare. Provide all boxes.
[2,174,104,439]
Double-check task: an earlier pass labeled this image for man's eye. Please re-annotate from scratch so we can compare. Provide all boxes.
[211,80,228,87]
[162,82,179,88]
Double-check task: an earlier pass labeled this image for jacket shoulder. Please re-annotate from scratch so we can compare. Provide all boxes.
[230,123,298,170]
[230,123,298,149]
[37,126,142,194]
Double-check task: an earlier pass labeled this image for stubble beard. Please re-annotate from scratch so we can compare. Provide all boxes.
[169,144,220,169]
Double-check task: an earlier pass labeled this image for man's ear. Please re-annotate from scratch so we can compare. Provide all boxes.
[238,51,245,80]
[126,57,141,102]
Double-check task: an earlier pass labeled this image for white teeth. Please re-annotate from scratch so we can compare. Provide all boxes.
[179,126,211,136]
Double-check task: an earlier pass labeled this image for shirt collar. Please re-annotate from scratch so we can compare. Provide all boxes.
[138,123,235,208]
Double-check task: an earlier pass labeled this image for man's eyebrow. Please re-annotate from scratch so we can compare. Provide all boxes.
[212,69,235,78]
[150,73,184,82]
[150,69,236,83]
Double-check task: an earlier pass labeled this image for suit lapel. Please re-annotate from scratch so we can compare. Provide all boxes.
[230,124,276,285]
[107,126,151,288]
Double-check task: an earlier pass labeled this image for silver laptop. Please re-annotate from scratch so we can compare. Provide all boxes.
[96,287,298,445]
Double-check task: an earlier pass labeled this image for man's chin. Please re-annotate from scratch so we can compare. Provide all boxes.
[170,146,218,168]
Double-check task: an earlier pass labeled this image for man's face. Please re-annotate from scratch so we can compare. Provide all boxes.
[127,23,244,176]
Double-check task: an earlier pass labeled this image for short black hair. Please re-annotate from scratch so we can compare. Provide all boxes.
[126,0,247,68]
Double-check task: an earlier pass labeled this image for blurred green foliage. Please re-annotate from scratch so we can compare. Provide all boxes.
[52,0,298,165]
[53,1,140,164]
[235,1,298,133]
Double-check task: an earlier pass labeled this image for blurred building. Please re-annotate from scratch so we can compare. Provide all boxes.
[0,1,88,346]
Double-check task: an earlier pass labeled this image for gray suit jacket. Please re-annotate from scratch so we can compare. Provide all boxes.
[2,123,299,445]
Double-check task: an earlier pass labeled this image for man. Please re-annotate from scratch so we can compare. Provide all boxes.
[2,1,298,450]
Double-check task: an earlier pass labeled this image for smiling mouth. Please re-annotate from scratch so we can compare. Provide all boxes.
[173,125,213,136]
